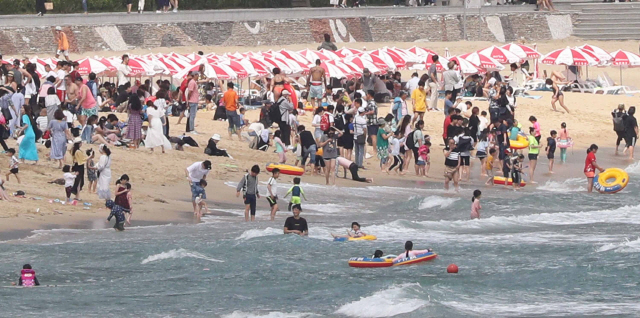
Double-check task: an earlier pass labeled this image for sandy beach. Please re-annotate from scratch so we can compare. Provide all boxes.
[2,38,639,237]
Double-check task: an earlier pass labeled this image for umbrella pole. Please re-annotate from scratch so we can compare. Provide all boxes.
[620,65,622,85]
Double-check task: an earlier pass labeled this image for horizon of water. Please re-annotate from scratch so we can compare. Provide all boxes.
[2,164,640,317]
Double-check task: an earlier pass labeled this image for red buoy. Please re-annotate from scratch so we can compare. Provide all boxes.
[447,264,458,273]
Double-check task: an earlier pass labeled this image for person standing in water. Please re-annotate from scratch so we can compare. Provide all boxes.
[471,190,482,219]
[283,204,308,236]
[236,165,261,222]
[623,106,638,160]
[527,127,540,184]
[558,122,570,163]
[306,60,326,109]
[585,144,605,193]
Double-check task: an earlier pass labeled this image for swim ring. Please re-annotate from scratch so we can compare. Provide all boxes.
[348,252,437,268]
[492,176,526,187]
[266,163,304,176]
[334,235,377,242]
[303,102,314,111]
[593,168,629,194]
[283,83,298,109]
[509,134,529,150]
[557,138,573,149]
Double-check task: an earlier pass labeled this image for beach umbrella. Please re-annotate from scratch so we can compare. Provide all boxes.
[371,49,407,69]
[344,55,382,74]
[477,45,521,64]
[335,47,364,58]
[419,52,450,72]
[115,57,156,76]
[217,59,253,78]
[75,57,108,76]
[332,60,359,79]
[317,61,351,79]
[500,43,541,59]
[298,49,333,63]
[448,56,483,75]
[359,53,393,71]
[407,46,437,57]
[173,63,237,80]
[458,52,505,70]
[610,49,640,84]
[278,49,310,65]
[318,49,342,61]
[96,58,118,77]
[578,44,612,64]
[385,47,422,63]
[540,47,598,66]
[259,56,293,74]
[242,58,272,76]
[155,57,185,75]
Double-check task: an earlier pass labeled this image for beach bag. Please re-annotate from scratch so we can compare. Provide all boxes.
[1,107,12,122]
[406,129,419,150]
[268,100,283,124]
[0,113,5,125]
[320,113,331,132]
[334,114,345,131]
[613,114,625,132]
[44,2,53,10]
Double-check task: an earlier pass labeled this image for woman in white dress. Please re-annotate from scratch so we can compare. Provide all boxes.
[144,101,171,153]
[96,144,112,200]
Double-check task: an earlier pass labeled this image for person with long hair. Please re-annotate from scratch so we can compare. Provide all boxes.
[48,109,72,168]
[96,144,112,199]
[397,115,413,172]
[546,78,570,114]
[584,144,604,193]
[127,95,143,149]
[270,68,292,102]
[24,63,39,110]
[392,241,432,262]
[69,138,86,200]
[17,105,39,164]
[144,100,171,153]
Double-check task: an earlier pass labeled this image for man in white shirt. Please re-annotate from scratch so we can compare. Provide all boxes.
[41,64,57,82]
[117,54,131,86]
[405,72,420,97]
[54,61,67,102]
[243,121,265,142]
[353,102,368,168]
[185,160,212,213]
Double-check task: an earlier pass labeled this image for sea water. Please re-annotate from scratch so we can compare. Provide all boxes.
[2,166,640,317]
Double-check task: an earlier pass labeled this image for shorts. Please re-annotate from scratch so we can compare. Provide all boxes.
[81,106,98,117]
[528,153,538,161]
[314,128,324,140]
[625,136,637,148]
[443,165,458,179]
[9,168,18,174]
[190,184,206,201]
[547,152,555,160]
[243,194,257,216]
[289,196,302,205]
[267,195,278,207]
[315,156,326,168]
[585,171,595,178]
[65,186,72,198]
[226,110,240,132]
[460,156,470,166]
[56,50,69,57]
[367,125,379,137]
[114,222,125,231]
[416,160,426,166]
[414,111,425,118]
[309,84,323,99]
[476,151,487,159]
[511,172,521,184]
[487,168,494,178]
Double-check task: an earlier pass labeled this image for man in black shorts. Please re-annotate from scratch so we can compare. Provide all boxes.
[283,204,308,236]
[624,106,638,160]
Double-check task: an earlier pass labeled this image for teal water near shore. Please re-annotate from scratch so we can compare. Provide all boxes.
[2,163,640,317]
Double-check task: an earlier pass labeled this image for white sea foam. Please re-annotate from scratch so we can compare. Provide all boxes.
[418,196,459,209]
[335,283,427,317]
[537,178,586,192]
[236,227,283,240]
[141,248,224,264]
[222,311,316,318]
[624,161,640,175]
[442,300,640,316]
[597,237,640,253]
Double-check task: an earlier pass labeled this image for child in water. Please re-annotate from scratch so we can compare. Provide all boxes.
[392,241,432,262]
[194,180,208,218]
[558,122,570,163]
[471,189,482,219]
[332,222,368,239]
[417,140,430,177]
[17,264,39,287]
[284,177,307,211]
[484,148,497,186]
[546,130,557,174]
[105,199,126,231]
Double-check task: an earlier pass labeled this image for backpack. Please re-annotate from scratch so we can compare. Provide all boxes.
[320,113,331,132]
[86,80,97,98]
[268,100,283,124]
[334,114,345,131]
[406,129,418,150]
[456,136,473,152]
[613,113,625,132]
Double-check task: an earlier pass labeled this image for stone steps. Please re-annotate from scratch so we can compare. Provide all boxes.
[569,2,640,40]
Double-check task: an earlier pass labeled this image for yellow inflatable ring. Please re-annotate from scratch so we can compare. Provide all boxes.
[593,168,629,194]
[334,235,377,242]
[266,163,305,176]
[509,134,529,150]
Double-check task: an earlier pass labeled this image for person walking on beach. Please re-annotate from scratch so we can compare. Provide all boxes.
[585,144,604,193]
[267,168,280,221]
[527,127,540,183]
[612,104,627,155]
[284,204,308,236]
[427,55,440,112]
[96,144,112,200]
[623,106,638,160]
[54,27,70,61]
[236,165,261,222]
[186,71,200,134]
[223,82,241,140]
[307,60,325,109]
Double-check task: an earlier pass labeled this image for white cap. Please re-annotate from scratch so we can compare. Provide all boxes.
[212,134,221,141]
[55,26,62,31]
[358,106,365,113]
[281,90,291,96]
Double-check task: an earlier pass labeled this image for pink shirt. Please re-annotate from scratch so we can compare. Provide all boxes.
[533,122,541,137]
[392,250,431,263]
[471,199,481,219]
[80,84,96,109]
[559,128,569,140]
[187,79,199,104]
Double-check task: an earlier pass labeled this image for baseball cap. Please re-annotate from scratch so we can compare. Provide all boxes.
[55,26,62,31]
[202,160,212,170]
[358,106,365,113]
[281,90,291,96]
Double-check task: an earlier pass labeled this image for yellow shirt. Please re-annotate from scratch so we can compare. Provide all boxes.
[73,150,87,165]
[486,154,494,170]
[411,88,427,113]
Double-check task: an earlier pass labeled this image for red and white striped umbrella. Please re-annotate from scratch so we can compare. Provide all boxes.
[477,45,521,64]
[500,43,541,59]
[332,60,359,79]
[156,57,184,75]
[173,62,237,80]
[610,49,640,67]
[318,49,341,61]
[540,47,598,66]
[447,56,483,75]
[577,44,611,64]
[459,52,505,70]
[407,46,437,57]
[259,56,293,74]
[384,47,422,63]
[360,53,393,71]
[335,47,363,58]
[75,57,109,75]
[217,59,252,78]
[420,52,450,72]
[298,49,333,63]
[113,57,155,76]
[97,58,118,76]
[318,61,351,79]
[242,58,272,76]
[370,49,405,69]
[344,56,382,74]
[277,49,310,65]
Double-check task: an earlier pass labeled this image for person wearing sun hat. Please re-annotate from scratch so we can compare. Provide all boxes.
[204,133,230,158]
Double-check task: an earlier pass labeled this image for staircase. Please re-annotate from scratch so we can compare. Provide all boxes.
[567,2,640,40]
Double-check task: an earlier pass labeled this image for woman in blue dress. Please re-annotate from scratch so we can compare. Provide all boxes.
[18,105,39,163]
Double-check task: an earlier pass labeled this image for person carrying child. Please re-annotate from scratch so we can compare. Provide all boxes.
[105,199,126,231]
[284,177,307,211]
[5,148,20,184]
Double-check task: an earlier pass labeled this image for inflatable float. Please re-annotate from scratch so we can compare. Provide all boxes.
[492,176,526,187]
[348,252,437,268]
[593,168,629,194]
[283,83,298,109]
[303,101,314,111]
[509,134,529,150]
[334,235,377,242]
[557,139,574,149]
[266,163,304,176]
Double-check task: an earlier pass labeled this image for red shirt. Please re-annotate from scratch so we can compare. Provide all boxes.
[442,115,453,139]
[584,152,596,172]
[179,79,189,102]
[69,70,80,82]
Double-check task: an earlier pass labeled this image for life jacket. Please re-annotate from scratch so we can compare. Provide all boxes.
[320,112,331,132]
[21,269,36,287]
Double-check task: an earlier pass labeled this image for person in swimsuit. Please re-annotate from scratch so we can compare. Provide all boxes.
[558,122,570,163]
[471,189,481,219]
[306,60,326,109]
[270,68,292,102]
[584,144,605,193]
[392,241,432,263]
[545,78,570,114]
[331,222,368,239]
